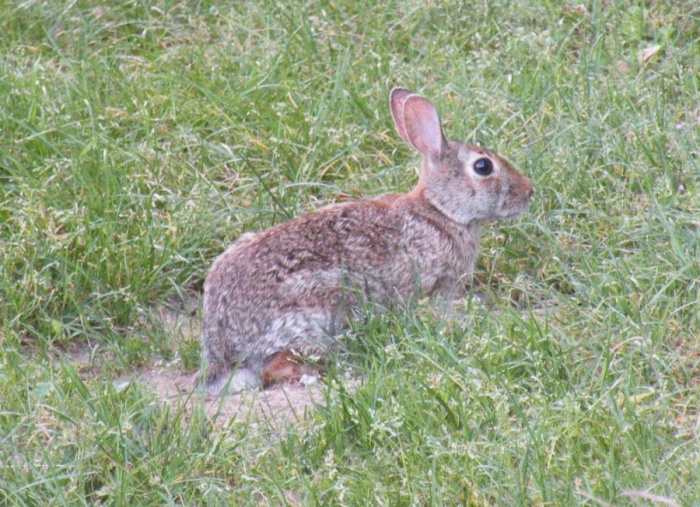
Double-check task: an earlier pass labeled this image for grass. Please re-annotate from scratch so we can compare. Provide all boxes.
[1,0,699,504]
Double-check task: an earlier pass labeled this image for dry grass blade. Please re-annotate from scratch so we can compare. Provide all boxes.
[620,490,681,507]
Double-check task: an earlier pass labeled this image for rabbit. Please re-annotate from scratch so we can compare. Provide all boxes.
[201,87,534,395]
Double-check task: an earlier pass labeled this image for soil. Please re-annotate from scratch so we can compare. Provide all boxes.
[130,299,329,428]
[135,360,327,428]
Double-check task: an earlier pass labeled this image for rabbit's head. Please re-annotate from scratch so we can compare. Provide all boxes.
[390,88,533,225]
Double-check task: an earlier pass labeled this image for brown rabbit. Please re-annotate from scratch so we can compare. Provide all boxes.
[201,87,533,394]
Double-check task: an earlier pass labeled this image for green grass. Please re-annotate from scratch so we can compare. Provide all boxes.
[1,0,699,504]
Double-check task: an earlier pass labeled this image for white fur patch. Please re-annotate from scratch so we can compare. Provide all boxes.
[299,374,320,386]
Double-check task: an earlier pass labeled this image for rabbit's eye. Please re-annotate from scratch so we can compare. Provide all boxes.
[473,158,494,176]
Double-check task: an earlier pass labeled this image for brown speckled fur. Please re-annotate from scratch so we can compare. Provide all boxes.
[201,87,533,394]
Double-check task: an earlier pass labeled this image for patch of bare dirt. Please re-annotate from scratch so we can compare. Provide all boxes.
[132,299,330,427]
[135,360,327,428]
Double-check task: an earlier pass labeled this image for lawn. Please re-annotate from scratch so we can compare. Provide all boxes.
[1,0,699,505]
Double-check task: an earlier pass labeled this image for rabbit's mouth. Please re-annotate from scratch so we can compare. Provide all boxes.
[498,201,531,219]
[499,184,533,218]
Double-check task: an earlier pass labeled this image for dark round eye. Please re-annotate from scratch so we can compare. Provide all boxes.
[473,158,494,176]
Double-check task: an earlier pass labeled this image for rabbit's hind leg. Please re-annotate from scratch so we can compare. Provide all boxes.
[261,349,324,387]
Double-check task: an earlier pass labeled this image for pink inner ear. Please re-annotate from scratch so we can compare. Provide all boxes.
[402,96,445,157]
[390,88,414,145]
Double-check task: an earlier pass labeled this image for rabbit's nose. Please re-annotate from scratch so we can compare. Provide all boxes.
[520,175,534,199]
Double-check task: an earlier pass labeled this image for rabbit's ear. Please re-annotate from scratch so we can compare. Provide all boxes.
[402,95,446,158]
[390,87,414,145]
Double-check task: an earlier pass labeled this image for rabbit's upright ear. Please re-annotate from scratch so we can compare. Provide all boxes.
[390,87,414,145]
[401,95,446,159]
